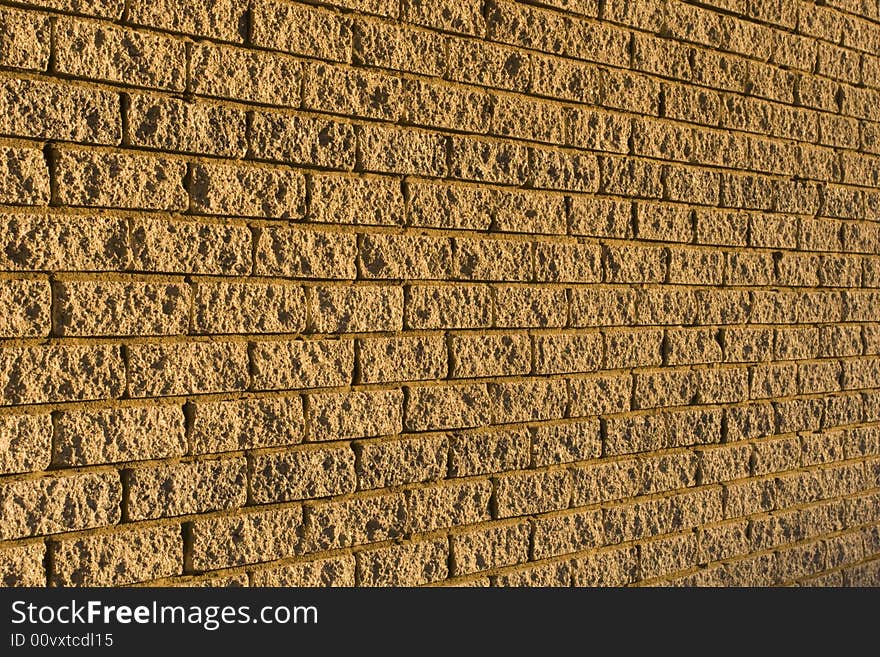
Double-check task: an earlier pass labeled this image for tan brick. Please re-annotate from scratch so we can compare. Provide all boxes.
[359,234,452,280]
[192,506,302,570]
[531,147,599,192]
[356,434,447,489]
[406,479,492,533]
[531,421,601,466]
[189,162,305,219]
[449,428,531,477]
[534,242,601,283]
[568,373,631,417]
[407,181,493,231]
[0,413,51,475]
[447,135,529,186]
[494,560,572,587]
[451,522,531,575]
[55,148,185,210]
[128,93,246,157]
[130,217,250,275]
[405,383,490,431]
[668,248,724,285]
[571,545,639,586]
[55,405,185,466]
[401,0,484,35]
[256,226,356,280]
[633,368,698,410]
[0,345,124,406]
[488,379,568,423]
[450,333,531,378]
[357,539,448,586]
[0,279,49,338]
[128,341,248,397]
[251,112,356,169]
[310,285,402,334]
[0,471,120,540]
[604,328,663,369]
[305,63,403,122]
[0,214,129,272]
[570,288,637,327]
[129,0,243,41]
[360,125,447,176]
[55,18,184,91]
[307,389,402,442]
[0,146,50,205]
[600,156,663,198]
[699,520,750,563]
[310,174,404,227]
[252,339,353,390]
[55,280,190,337]
[666,328,724,366]
[357,335,447,383]
[494,286,567,328]
[641,533,698,580]
[0,7,50,71]
[252,555,355,587]
[193,281,305,335]
[453,237,531,282]
[0,543,45,587]
[571,458,642,504]
[637,288,699,325]
[534,333,602,375]
[127,458,246,520]
[494,469,571,518]
[605,244,667,284]
[252,0,350,61]
[0,78,119,145]
[353,18,446,77]
[532,508,603,560]
[251,446,355,504]
[406,285,492,329]
[191,397,304,455]
[50,525,180,586]
[698,443,752,484]
[190,42,301,105]
[304,491,406,550]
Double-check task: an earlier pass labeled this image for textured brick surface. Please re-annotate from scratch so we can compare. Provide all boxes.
[0,0,877,590]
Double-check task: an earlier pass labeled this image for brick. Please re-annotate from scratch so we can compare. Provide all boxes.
[130,217,249,275]
[361,125,447,176]
[190,42,301,105]
[641,532,699,580]
[358,335,447,383]
[0,345,124,406]
[448,38,531,93]
[0,472,120,540]
[602,329,661,369]
[0,214,128,272]
[55,148,185,210]
[358,539,448,586]
[406,479,492,533]
[532,509,602,561]
[129,0,243,41]
[401,0,484,35]
[494,286,567,328]
[488,379,567,423]
[127,458,245,520]
[54,280,190,337]
[308,389,403,442]
[353,18,446,77]
[570,288,637,327]
[668,248,724,285]
[252,0,349,60]
[494,560,572,587]
[250,112,356,169]
[255,226,357,279]
[604,244,667,284]
[55,405,185,466]
[531,421,601,466]
[405,383,490,431]
[493,94,566,144]
[193,281,305,335]
[0,146,49,205]
[359,234,452,280]
[451,333,531,378]
[0,79,119,145]
[495,469,571,518]
[251,446,355,504]
[191,397,305,454]
[635,203,693,243]
[699,520,750,563]
[531,148,599,192]
[252,555,355,587]
[356,434,447,489]
[494,190,568,234]
[667,328,724,366]
[407,181,492,231]
[306,63,403,122]
[128,94,246,157]
[454,237,531,282]
[310,285,402,334]
[189,162,305,219]
[50,525,180,586]
[0,543,45,587]
[55,18,185,91]
[128,341,248,397]
[0,7,50,71]
[534,242,601,283]
[571,456,644,504]
[0,279,48,338]
[310,174,404,227]
[304,492,406,550]
[0,413,51,475]
[569,196,632,239]
[451,522,531,575]
[534,333,602,375]
[449,428,531,477]
[252,339,353,391]
[406,284,492,329]
[192,506,302,571]
[568,373,631,417]
[448,136,530,185]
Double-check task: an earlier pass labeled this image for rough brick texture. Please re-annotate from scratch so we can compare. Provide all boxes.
[0,0,878,590]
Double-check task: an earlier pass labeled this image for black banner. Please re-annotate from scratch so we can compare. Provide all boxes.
[0,587,871,652]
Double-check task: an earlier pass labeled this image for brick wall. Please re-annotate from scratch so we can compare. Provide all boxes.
[0,0,879,587]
